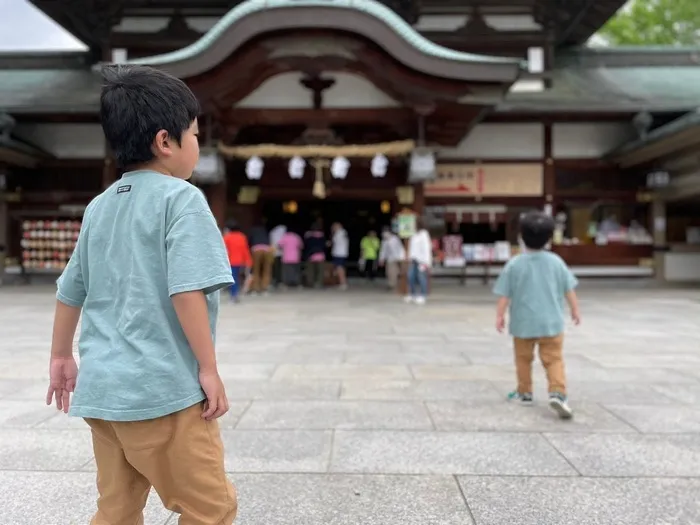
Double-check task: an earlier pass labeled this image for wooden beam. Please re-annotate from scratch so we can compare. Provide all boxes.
[224,108,415,126]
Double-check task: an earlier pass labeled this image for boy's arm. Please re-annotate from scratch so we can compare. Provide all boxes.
[566,290,581,325]
[492,262,512,333]
[495,296,509,333]
[171,292,217,372]
[166,203,234,420]
[51,301,81,359]
[561,262,581,325]
[47,233,87,412]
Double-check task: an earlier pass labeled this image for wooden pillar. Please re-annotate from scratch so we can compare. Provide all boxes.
[543,122,555,211]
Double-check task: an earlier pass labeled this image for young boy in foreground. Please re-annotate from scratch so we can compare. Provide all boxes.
[45,65,237,523]
[493,211,581,419]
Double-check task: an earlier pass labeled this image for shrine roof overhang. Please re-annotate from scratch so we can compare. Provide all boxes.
[119,0,523,83]
[608,109,700,169]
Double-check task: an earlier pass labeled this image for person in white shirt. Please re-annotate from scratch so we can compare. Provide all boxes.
[269,224,287,288]
[406,219,432,305]
[378,227,406,291]
[331,222,349,290]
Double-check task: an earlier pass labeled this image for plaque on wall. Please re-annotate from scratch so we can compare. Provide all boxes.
[425,163,543,197]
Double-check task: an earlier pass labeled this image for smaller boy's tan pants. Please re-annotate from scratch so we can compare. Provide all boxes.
[513,333,566,395]
[85,403,237,525]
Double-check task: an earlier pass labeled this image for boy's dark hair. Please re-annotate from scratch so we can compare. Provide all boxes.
[225,220,240,232]
[100,65,200,168]
[519,211,555,250]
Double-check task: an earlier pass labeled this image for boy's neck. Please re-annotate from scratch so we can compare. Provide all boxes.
[126,161,173,177]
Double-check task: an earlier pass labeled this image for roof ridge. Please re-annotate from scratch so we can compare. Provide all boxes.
[122,0,523,70]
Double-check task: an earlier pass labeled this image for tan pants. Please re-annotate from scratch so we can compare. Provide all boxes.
[85,403,237,525]
[251,248,274,292]
[386,261,400,289]
[513,333,566,395]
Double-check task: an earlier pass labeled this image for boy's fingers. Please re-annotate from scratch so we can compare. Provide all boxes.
[45,386,55,406]
[213,397,229,419]
[202,399,217,419]
[55,389,63,411]
[61,390,71,413]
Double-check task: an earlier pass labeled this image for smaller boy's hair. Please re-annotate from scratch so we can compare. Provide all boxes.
[519,211,555,250]
[100,65,200,168]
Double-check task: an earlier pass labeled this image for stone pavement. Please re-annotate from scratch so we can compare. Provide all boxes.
[2,281,700,524]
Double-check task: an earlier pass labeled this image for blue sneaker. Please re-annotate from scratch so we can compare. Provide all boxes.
[549,392,573,419]
[507,391,533,405]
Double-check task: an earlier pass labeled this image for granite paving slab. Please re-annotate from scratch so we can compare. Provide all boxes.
[234,473,474,525]
[426,401,636,433]
[340,379,501,401]
[221,430,332,472]
[273,364,412,381]
[603,405,700,433]
[343,350,470,366]
[236,401,433,430]
[225,379,341,400]
[331,431,577,475]
[459,476,700,525]
[544,433,700,477]
[0,471,173,525]
[0,429,93,471]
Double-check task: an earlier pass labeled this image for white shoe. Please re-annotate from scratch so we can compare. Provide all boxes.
[415,296,426,305]
[404,295,414,303]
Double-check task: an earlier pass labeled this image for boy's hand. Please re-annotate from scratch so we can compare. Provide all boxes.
[199,369,229,421]
[571,310,581,325]
[496,314,506,333]
[46,356,78,413]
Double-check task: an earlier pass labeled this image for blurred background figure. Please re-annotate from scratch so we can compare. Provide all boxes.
[304,220,326,289]
[330,222,349,290]
[222,220,251,303]
[278,226,303,288]
[406,219,432,305]
[248,222,273,295]
[360,230,380,282]
[379,226,405,291]
[269,223,287,289]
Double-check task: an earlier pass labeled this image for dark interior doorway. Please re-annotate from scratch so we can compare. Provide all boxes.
[262,198,392,264]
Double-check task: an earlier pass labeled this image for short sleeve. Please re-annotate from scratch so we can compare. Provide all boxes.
[493,261,512,298]
[56,237,86,307]
[166,210,233,296]
[561,261,578,293]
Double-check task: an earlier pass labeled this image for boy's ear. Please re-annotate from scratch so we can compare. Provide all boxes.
[152,129,173,158]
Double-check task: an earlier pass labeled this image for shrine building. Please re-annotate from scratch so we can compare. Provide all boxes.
[1,0,700,281]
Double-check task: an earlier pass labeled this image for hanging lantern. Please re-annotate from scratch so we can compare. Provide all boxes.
[331,156,350,179]
[245,156,264,180]
[288,156,306,179]
[371,154,388,178]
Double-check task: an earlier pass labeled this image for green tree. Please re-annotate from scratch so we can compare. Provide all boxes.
[598,0,700,46]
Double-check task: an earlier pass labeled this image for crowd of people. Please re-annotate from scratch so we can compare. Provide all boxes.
[221,219,434,304]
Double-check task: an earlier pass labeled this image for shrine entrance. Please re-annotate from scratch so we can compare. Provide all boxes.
[262,198,392,264]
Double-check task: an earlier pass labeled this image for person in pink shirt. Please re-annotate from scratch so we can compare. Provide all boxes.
[278,228,303,287]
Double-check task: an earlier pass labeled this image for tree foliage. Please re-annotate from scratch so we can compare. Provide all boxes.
[598,0,700,46]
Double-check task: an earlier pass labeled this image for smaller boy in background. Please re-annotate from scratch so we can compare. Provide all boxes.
[493,211,581,419]
[223,220,252,302]
[278,228,303,288]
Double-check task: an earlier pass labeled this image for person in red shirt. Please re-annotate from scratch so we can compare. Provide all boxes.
[222,220,252,302]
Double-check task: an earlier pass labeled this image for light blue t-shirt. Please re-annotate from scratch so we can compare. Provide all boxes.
[493,251,578,339]
[57,170,233,422]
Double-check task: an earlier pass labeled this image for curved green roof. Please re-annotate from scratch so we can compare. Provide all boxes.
[129,0,522,68]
